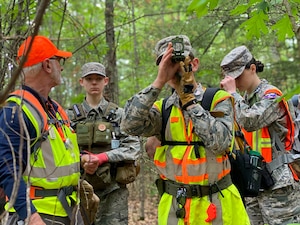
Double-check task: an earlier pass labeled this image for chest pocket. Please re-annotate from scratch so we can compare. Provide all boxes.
[76,121,112,146]
[94,121,112,145]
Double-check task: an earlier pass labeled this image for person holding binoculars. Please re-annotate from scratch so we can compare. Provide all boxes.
[121,35,249,225]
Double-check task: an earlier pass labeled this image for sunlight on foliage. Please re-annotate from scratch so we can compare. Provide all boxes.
[230,4,250,15]
[240,11,269,39]
[188,0,298,42]
[187,0,219,17]
[271,14,295,41]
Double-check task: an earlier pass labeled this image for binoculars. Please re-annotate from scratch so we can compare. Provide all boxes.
[171,36,185,63]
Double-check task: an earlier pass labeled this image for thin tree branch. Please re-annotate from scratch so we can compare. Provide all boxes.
[0,0,51,105]
[202,20,228,55]
[72,10,186,54]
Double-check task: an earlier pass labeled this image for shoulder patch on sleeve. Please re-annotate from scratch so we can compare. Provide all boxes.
[263,93,279,99]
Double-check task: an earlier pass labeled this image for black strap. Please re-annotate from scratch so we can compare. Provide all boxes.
[57,186,76,220]
[161,97,171,146]
[201,87,220,111]
[160,88,220,156]
[34,186,75,198]
[157,174,232,198]
[104,102,118,117]
[32,186,75,220]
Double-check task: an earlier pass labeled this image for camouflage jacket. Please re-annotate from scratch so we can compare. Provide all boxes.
[67,97,141,163]
[121,83,234,156]
[232,79,291,150]
[232,79,295,189]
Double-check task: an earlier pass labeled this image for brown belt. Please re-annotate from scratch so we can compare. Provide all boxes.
[156,174,232,198]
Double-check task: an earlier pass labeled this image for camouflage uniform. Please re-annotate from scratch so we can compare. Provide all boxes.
[121,84,250,225]
[221,46,300,225]
[68,62,141,225]
[121,35,250,225]
[121,83,233,148]
[232,80,300,225]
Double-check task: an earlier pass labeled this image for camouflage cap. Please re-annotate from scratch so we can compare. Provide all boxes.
[81,62,106,78]
[220,45,253,79]
[154,35,192,65]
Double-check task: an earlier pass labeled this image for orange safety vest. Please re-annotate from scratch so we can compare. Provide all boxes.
[242,88,295,163]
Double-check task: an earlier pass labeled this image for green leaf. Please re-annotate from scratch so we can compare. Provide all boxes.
[249,0,262,4]
[230,4,250,16]
[187,0,208,15]
[271,14,295,41]
[277,85,300,103]
[256,0,270,13]
[187,0,219,17]
[208,0,219,10]
[240,11,269,39]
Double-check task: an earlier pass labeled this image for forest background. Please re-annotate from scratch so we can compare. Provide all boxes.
[0,0,299,224]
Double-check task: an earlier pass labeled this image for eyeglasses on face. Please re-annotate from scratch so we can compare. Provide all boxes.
[49,57,66,66]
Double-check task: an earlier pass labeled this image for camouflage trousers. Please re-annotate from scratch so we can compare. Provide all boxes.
[94,186,129,225]
[245,182,300,225]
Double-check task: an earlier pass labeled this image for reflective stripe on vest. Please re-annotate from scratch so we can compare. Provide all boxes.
[153,90,232,185]
[243,88,295,163]
[243,127,272,162]
[6,90,80,217]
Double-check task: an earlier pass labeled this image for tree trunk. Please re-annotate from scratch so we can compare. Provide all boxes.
[104,0,118,103]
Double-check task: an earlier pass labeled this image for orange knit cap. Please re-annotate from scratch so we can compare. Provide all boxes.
[17,35,72,67]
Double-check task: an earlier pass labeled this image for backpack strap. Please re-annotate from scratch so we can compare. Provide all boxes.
[104,102,118,121]
[161,88,220,157]
[161,97,171,146]
[72,103,86,121]
[201,87,220,110]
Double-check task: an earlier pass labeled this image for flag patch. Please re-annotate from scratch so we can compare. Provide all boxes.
[263,93,278,99]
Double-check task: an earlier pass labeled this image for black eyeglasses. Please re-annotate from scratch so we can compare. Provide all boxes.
[49,57,66,66]
[176,187,186,219]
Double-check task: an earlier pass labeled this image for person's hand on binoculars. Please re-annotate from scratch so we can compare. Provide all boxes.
[152,42,180,89]
[174,56,196,109]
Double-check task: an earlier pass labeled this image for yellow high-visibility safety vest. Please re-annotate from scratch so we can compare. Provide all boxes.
[153,90,250,225]
[5,90,80,217]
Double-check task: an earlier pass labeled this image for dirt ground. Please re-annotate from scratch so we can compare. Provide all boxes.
[128,199,157,225]
[128,196,158,225]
